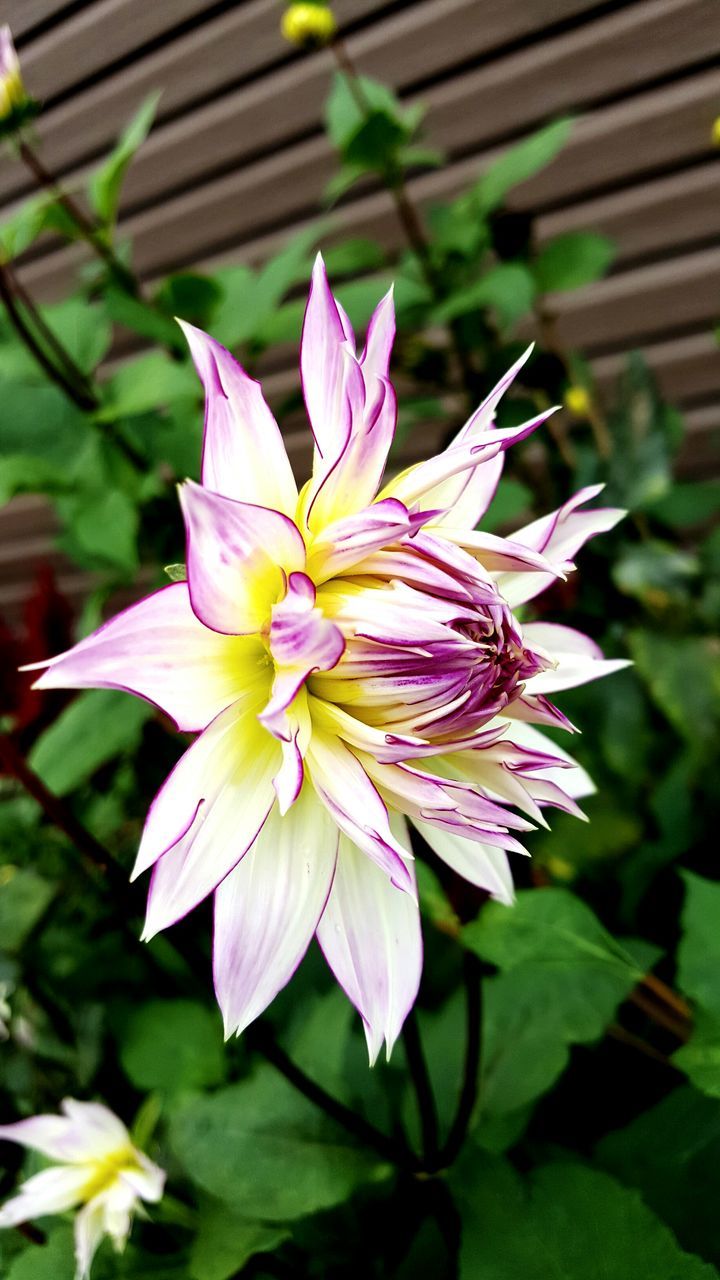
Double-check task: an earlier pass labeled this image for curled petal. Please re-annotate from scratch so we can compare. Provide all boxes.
[24,583,258,732]
[307,497,434,582]
[316,823,421,1064]
[411,816,516,905]
[213,786,338,1037]
[180,481,306,634]
[179,320,298,516]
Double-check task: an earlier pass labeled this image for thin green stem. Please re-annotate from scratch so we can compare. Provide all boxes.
[437,951,482,1169]
[0,263,97,411]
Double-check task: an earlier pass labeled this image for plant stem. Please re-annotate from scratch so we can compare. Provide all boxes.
[0,263,97,411]
[534,295,613,460]
[8,265,100,405]
[1,733,418,1171]
[402,1007,440,1168]
[437,951,482,1169]
[18,140,141,298]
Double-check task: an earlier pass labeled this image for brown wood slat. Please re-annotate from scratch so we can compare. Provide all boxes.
[0,0,397,205]
[593,332,720,404]
[4,1,67,39]
[550,246,720,351]
[536,162,720,262]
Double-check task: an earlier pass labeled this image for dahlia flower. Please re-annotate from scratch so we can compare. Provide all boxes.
[0,1099,165,1279]
[27,256,626,1062]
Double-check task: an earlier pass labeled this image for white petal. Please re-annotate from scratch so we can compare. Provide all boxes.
[74,1196,108,1280]
[0,1165,90,1227]
[316,825,422,1064]
[411,816,516,905]
[499,720,595,800]
[180,481,306,635]
[25,584,254,733]
[301,253,353,463]
[213,786,338,1037]
[179,320,298,516]
[139,702,281,938]
[522,622,631,694]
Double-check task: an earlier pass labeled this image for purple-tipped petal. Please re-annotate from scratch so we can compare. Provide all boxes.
[213,786,338,1037]
[301,253,353,462]
[178,320,298,516]
[411,816,516,905]
[25,583,258,733]
[307,732,415,893]
[316,822,421,1064]
[180,480,306,634]
[522,622,631,693]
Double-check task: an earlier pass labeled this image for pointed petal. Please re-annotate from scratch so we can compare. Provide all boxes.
[498,486,625,606]
[307,375,397,532]
[0,1166,90,1228]
[436,528,562,576]
[74,1197,108,1280]
[59,1101,132,1159]
[180,481,305,634]
[522,622,631,693]
[179,320,297,516]
[306,732,415,892]
[411,815,515,904]
[317,824,421,1064]
[138,701,280,937]
[301,253,352,461]
[307,497,432,583]
[25,584,260,733]
[213,786,338,1037]
[500,720,595,800]
[261,573,345,740]
[361,286,395,383]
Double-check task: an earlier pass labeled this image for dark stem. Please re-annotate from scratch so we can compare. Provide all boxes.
[1,733,417,1171]
[437,951,482,1169]
[18,140,141,298]
[10,268,98,403]
[0,264,97,412]
[402,1007,440,1168]
[248,1022,420,1171]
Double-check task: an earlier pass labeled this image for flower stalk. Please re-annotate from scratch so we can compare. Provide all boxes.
[0,261,98,411]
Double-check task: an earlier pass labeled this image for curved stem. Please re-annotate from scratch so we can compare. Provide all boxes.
[437,951,482,1169]
[9,267,98,402]
[0,264,96,411]
[19,140,141,298]
[402,1007,439,1167]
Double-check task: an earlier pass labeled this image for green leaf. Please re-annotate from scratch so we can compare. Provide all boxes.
[613,540,699,607]
[434,262,536,329]
[678,873,720,1019]
[58,485,139,573]
[454,1153,717,1278]
[326,72,406,151]
[534,231,615,292]
[598,1084,720,1267]
[343,110,407,168]
[170,1067,389,1221]
[481,478,532,532]
[647,480,720,530]
[189,1200,289,1280]
[0,454,70,505]
[0,382,91,466]
[323,238,386,276]
[154,273,223,329]
[474,118,573,214]
[120,999,226,1093]
[164,563,187,582]
[104,287,184,350]
[629,632,720,750]
[28,689,153,796]
[98,351,197,421]
[40,298,112,374]
[674,1014,720,1098]
[0,866,56,952]
[5,1227,75,1280]
[89,93,160,226]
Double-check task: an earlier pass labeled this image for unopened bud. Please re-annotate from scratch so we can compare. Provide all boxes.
[712,116,720,148]
[281,3,337,48]
[0,26,26,121]
[564,384,592,419]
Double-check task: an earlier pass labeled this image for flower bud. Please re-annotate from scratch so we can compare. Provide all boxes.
[564,384,592,418]
[281,3,337,48]
[712,116,720,147]
[0,26,26,121]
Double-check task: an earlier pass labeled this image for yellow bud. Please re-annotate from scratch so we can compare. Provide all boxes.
[0,25,26,122]
[564,384,592,419]
[712,116,720,147]
[546,856,576,883]
[281,3,337,47]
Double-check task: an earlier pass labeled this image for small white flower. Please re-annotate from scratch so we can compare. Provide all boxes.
[0,1098,165,1279]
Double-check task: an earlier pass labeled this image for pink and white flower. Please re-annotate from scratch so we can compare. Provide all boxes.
[26,256,627,1062]
[0,1099,165,1279]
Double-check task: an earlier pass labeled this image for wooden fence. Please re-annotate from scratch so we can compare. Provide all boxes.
[0,0,718,619]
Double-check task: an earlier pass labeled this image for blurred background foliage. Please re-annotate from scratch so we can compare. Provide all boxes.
[0,19,719,1280]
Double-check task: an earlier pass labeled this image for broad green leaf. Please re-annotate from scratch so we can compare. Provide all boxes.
[598,1084,720,1267]
[189,1200,289,1280]
[104,287,184,350]
[648,480,720,530]
[677,873,720,1018]
[28,689,152,796]
[89,93,160,226]
[5,1227,75,1280]
[98,351,197,421]
[120,999,225,1093]
[170,1067,389,1221]
[0,453,70,504]
[629,632,720,750]
[343,110,408,168]
[0,382,91,465]
[40,298,112,374]
[58,485,139,573]
[454,1153,717,1278]
[534,231,615,292]
[474,118,573,214]
[463,888,644,978]
[164,562,187,582]
[674,1014,720,1098]
[326,72,407,151]
[323,238,386,276]
[154,273,223,329]
[434,262,535,329]
[0,866,56,952]
[613,540,698,607]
